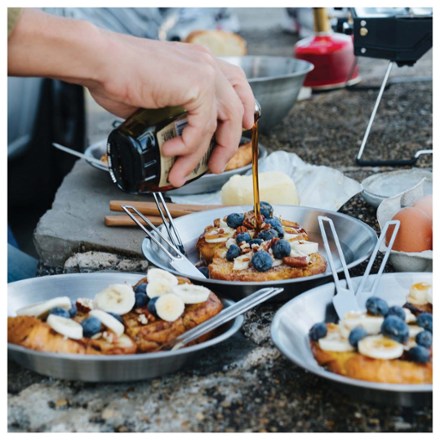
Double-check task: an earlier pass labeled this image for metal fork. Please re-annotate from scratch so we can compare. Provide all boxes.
[355,220,400,309]
[318,216,361,319]
[121,205,205,278]
[152,192,185,255]
[170,286,284,350]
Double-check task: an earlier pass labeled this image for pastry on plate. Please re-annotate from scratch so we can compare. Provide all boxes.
[309,282,433,384]
[8,269,223,355]
[184,29,247,56]
[196,202,327,282]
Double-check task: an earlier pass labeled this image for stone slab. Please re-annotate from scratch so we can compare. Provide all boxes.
[34,160,153,267]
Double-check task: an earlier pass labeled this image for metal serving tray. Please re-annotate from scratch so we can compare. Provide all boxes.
[142,206,378,301]
[8,273,243,382]
[271,272,432,407]
[84,138,268,195]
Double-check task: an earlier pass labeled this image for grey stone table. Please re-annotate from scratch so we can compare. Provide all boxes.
[9,24,433,433]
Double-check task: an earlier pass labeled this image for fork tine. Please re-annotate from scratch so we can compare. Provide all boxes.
[357,220,401,299]
[121,205,181,259]
[152,192,186,255]
[318,216,353,292]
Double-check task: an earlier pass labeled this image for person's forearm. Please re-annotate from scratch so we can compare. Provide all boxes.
[8,8,105,87]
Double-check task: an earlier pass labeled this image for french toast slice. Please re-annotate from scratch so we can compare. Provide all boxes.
[208,252,327,282]
[311,339,432,384]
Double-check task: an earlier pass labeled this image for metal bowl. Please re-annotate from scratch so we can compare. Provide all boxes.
[83,138,267,196]
[221,56,314,134]
[142,206,377,301]
[361,169,432,208]
[271,272,432,407]
[8,273,243,382]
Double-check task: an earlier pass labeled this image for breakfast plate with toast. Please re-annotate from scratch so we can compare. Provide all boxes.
[271,272,432,406]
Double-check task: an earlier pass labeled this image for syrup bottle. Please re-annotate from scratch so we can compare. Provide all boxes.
[107,102,261,194]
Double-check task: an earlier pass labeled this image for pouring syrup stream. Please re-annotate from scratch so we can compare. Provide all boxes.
[252,101,262,230]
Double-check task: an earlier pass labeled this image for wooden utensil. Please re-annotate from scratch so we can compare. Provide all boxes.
[105,214,163,227]
[109,200,221,217]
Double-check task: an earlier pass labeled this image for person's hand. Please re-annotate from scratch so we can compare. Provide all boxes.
[86,36,256,187]
[8,9,256,188]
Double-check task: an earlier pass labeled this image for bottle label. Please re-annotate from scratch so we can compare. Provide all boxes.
[156,115,213,187]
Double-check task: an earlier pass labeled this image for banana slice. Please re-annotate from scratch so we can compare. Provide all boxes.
[47,314,83,340]
[154,293,185,322]
[172,284,211,304]
[204,227,235,243]
[358,335,404,360]
[403,307,417,324]
[89,309,124,336]
[16,296,72,317]
[233,254,252,271]
[94,284,135,314]
[318,324,354,352]
[408,325,424,338]
[290,240,319,257]
[339,311,383,337]
[147,268,178,285]
[407,282,432,305]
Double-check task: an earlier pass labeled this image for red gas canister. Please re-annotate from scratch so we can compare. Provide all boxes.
[294,8,360,90]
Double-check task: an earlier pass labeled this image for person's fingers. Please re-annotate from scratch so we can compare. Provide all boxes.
[217,60,256,129]
[208,77,244,174]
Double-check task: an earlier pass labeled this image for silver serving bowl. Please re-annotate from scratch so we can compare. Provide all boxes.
[8,273,243,382]
[142,206,377,301]
[271,272,432,407]
[221,56,314,133]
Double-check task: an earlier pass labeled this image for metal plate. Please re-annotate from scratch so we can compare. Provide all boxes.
[271,272,432,407]
[361,169,432,208]
[142,206,378,301]
[8,273,243,382]
[83,138,268,195]
[84,140,109,171]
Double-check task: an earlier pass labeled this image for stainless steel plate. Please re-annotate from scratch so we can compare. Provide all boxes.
[142,206,378,301]
[271,272,432,407]
[8,273,243,382]
[84,140,109,171]
[83,138,268,195]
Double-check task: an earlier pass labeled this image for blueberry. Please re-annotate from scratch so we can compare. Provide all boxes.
[264,217,284,238]
[226,213,244,229]
[198,266,210,278]
[260,201,273,218]
[386,305,406,321]
[249,238,263,247]
[348,326,368,348]
[365,296,389,316]
[416,313,432,332]
[109,312,124,324]
[49,307,70,319]
[309,322,327,341]
[408,345,431,363]
[251,251,273,272]
[147,297,159,316]
[257,229,278,241]
[381,315,409,344]
[415,330,432,348]
[81,316,102,337]
[272,239,291,259]
[135,292,148,308]
[68,302,77,318]
[226,244,241,261]
[236,232,251,244]
[134,282,148,295]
